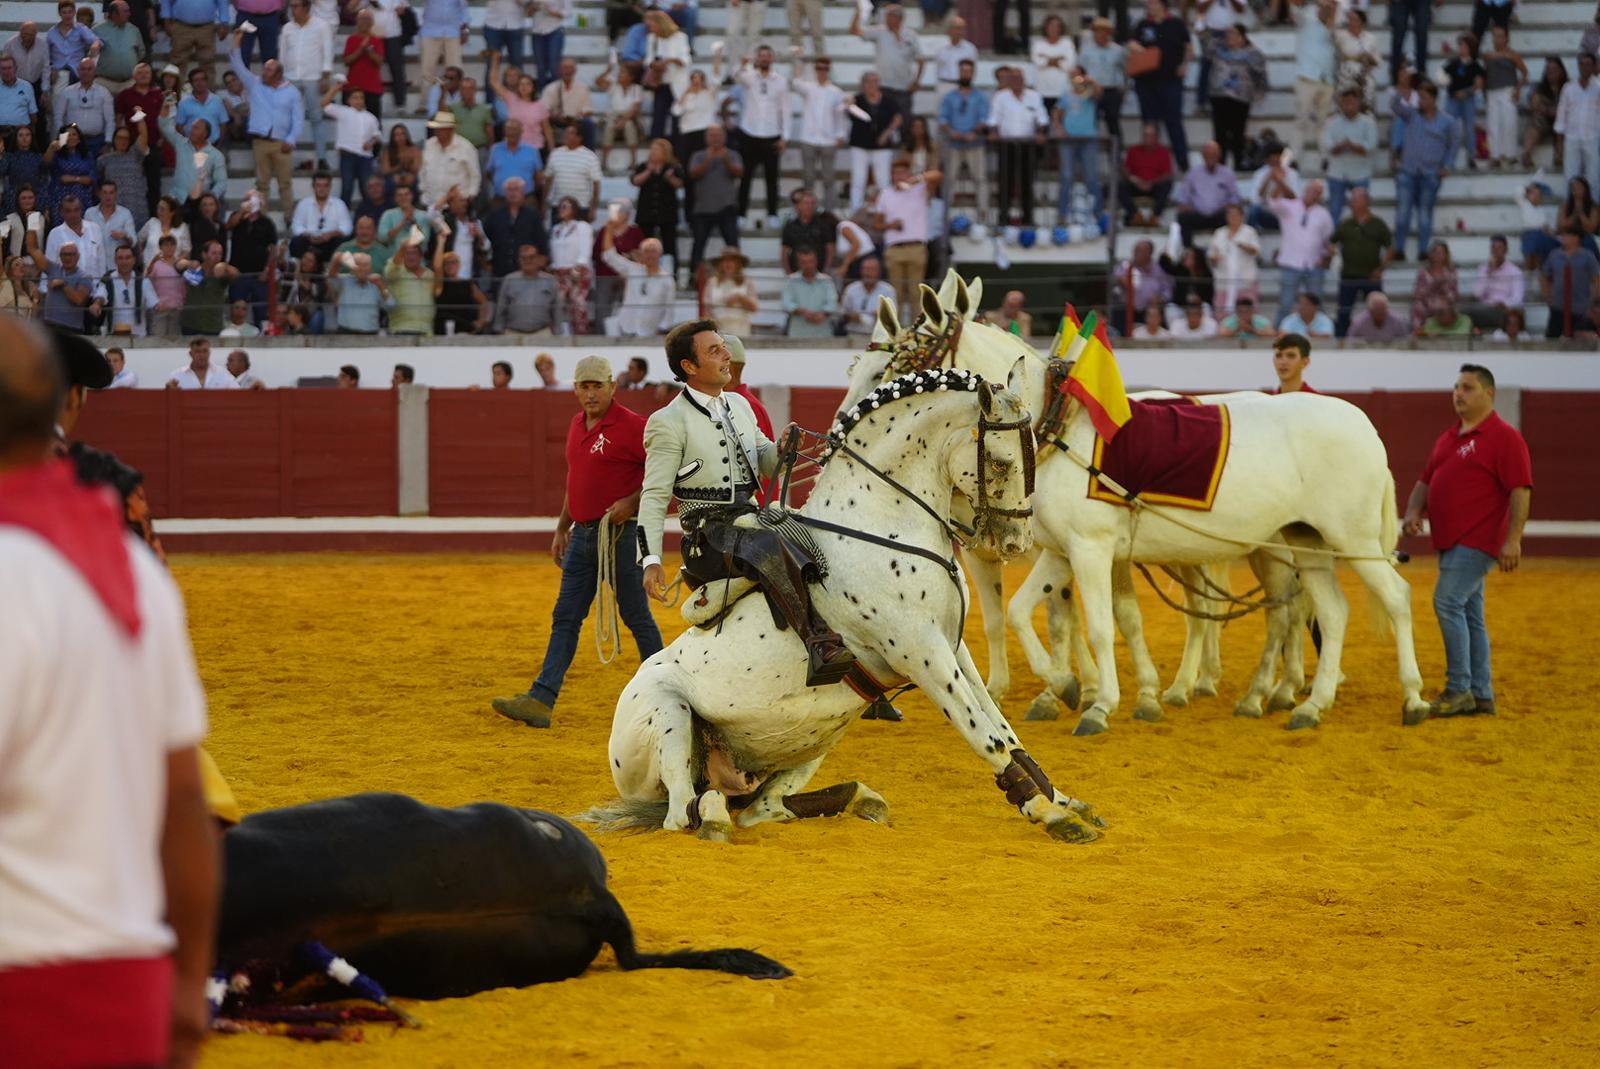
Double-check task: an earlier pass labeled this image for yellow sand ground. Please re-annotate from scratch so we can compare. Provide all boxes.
[187,553,1600,1069]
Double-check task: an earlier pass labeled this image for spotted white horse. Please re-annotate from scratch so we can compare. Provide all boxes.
[590,367,1104,843]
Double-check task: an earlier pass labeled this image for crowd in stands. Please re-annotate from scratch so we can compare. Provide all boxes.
[1,0,1598,344]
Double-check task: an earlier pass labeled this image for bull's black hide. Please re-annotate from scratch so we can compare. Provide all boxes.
[218,793,790,999]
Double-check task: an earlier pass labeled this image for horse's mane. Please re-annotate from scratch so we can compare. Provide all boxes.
[822,368,983,463]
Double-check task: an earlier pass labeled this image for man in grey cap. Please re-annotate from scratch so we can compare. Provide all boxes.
[492,354,664,727]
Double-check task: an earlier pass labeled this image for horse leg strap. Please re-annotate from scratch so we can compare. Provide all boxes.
[995,749,1056,809]
[782,782,861,819]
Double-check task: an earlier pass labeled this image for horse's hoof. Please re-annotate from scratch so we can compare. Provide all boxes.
[848,785,891,825]
[694,793,734,842]
[1161,687,1189,709]
[1025,693,1062,721]
[1072,708,1110,736]
[1195,681,1219,698]
[1402,701,1431,727]
[1133,696,1163,722]
[1267,689,1298,714]
[1286,705,1321,731]
[1233,698,1264,719]
[1045,814,1101,843]
[1058,678,1082,712]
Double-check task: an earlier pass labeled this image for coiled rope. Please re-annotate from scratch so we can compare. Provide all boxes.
[593,513,623,665]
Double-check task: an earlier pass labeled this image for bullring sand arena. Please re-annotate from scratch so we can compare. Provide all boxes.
[188,552,1600,1068]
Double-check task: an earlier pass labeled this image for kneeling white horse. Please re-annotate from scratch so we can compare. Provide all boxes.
[594,367,1104,843]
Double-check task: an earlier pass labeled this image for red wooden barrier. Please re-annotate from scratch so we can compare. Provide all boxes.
[1520,390,1600,521]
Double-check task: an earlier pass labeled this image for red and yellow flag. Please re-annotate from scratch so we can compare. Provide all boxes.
[1061,311,1131,442]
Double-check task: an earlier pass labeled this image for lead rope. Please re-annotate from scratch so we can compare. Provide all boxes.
[593,514,623,665]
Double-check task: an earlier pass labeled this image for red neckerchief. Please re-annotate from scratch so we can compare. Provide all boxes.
[0,457,141,638]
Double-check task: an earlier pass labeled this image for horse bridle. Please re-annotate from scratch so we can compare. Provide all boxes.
[970,405,1036,545]
[865,309,966,376]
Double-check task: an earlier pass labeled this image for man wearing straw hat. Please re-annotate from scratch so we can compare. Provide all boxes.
[493,354,663,728]
[418,108,481,205]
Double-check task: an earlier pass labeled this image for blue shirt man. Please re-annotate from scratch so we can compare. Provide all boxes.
[419,0,469,39]
[159,0,230,26]
[0,64,37,126]
[1393,90,1459,176]
[230,43,303,142]
[938,83,989,137]
[618,21,649,64]
[46,19,100,74]
[175,81,229,145]
[1060,87,1098,139]
[487,139,541,197]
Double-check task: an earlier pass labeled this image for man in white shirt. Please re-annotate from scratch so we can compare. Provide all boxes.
[89,180,136,255]
[45,195,106,277]
[227,348,267,389]
[734,47,787,229]
[280,0,336,170]
[99,245,157,337]
[1555,53,1600,205]
[788,54,846,214]
[289,171,354,262]
[599,223,675,336]
[107,346,139,387]
[934,16,978,85]
[540,57,597,147]
[1169,293,1220,338]
[1465,234,1526,331]
[166,337,240,390]
[0,316,216,1069]
[419,111,483,205]
[318,81,382,204]
[988,65,1048,225]
[839,255,897,336]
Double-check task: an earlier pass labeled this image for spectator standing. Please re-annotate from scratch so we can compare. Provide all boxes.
[725,0,765,69]
[1410,240,1459,330]
[790,54,847,215]
[113,61,163,214]
[96,124,151,231]
[1128,0,1191,170]
[788,0,825,59]
[1194,0,1245,109]
[600,224,674,336]
[94,2,145,96]
[734,47,788,230]
[1442,33,1484,172]
[481,0,528,78]
[874,157,937,318]
[46,194,105,278]
[367,0,408,115]
[53,57,115,154]
[1320,88,1378,223]
[782,246,837,337]
[235,0,286,67]
[430,188,487,280]
[1347,289,1410,340]
[290,170,352,260]
[851,5,923,126]
[47,1,101,95]
[39,242,97,331]
[1478,26,1524,170]
[1388,0,1433,83]
[1391,80,1457,261]
[89,178,135,255]
[383,237,436,333]
[1119,121,1175,226]
[1291,0,1337,169]
[1029,15,1075,113]
[1556,54,1600,201]
[779,189,835,274]
[936,16,979,86]
[687,122,743,279]
[671,68,715,210]
[590,199,642,324]
[642,11,689,141]
[847,72,902,213]
[1465,234,1523,330]
[225,190,277,319]
[1401,364,1532,720]
[1,25,49,126]
[541,122,601,224]
[100,242,155,336]
[342,10,387,122]
[1208,201,1260,311]
[991,0,1030,55]
[1540,226,1600,338]
[379,122,422,195]
[939,59,989,222]
[0,54,39,137]
[529,0,570,92]
[989,65,1047,226]
[548,195,594,334]
[178,237,238,333]
[490,354,663,729]
[483,177,549,277]
[1174,141,1240,245]
[107,345,137,386]
[230,31,303,217]
[1523,57,1566,170]
[319,82,382,204]
[1207,25,1267,171]
[492,244,562,337]
[144,231,185,335]
[1079,17,1125,144]
[1053,71,1103,223]
[418,0,468,107]
[1334,9,1381,112]
[280,0,334,171]
[839,255,896,336]
[175,67,227,146]
[0,318,217,1069]
[418,110,481,205]
[630,138,685,277]
[1327,186,1393,337]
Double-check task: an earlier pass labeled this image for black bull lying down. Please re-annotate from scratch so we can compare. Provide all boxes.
[218,793,791,1002]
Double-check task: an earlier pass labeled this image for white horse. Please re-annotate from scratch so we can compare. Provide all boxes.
[591,367,1104,844]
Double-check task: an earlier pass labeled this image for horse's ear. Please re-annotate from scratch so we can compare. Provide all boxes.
[919,284,942,328]
[966,276,984,317]
[978,379,993,415]
[952,275,972,321]
[936,269,959,309]
[1006,356,1028,400]
[875,294,900,339]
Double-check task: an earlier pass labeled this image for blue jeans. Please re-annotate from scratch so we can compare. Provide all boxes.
[1394,169,1441,258]
[1057,138,1101,218]
[1434,545,1496,699]
[1277,266,1324,321]
[483,25,525,79]
[529,521,664,708]
[1389,0,1433,82]
[339,150,373,206]
[1445,94,1478,168]
[529,29,565,91]
[1135,78,1189,170]
[238,12,282,67]
[1325,176,1368,226]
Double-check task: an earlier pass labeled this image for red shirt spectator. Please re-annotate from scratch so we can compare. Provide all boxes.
[342,31,386,98]
[565,396,648,523]
[117,84,169,168]
[1419,410,1533,557]
[1124,142,1174,186]
[592,222,643,283]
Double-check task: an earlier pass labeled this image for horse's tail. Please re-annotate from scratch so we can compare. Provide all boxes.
[593,890,793,980]
[572,798,672,833]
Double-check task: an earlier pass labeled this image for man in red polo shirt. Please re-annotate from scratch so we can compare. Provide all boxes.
[492,355,664,727]
[1271,333,1321,394]
[1402,363,1533,721]
[1118,122,1176,226]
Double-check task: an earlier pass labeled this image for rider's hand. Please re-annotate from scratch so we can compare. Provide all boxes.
[643,563,668,603]
[550,526,572,564]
